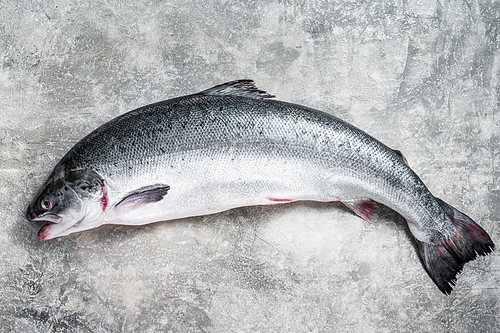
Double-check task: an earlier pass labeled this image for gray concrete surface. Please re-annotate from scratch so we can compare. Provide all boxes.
[1,0,499,332]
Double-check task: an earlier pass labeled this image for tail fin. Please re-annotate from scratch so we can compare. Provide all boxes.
[416,199,495,295]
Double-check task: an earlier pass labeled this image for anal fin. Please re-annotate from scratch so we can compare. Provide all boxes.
[341,199,377,221]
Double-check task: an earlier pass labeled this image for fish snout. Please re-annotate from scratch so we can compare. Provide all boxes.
[25,204,62,224]
[26,206,37,222]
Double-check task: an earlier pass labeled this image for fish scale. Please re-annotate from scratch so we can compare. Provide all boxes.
[26,79,494,294]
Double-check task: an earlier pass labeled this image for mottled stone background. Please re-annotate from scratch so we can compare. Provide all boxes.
[1,0,499,332]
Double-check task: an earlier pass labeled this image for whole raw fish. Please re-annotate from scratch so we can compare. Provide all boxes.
[26,80,494,294]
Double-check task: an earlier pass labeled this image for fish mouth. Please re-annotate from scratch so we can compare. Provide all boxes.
[37,216,83,240]
[26,201,86,240]
[26,212,62,224]
[25,213,70,240]
[38,222,57,240]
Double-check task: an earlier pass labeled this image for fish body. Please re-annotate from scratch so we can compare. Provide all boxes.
[26,80,494,294]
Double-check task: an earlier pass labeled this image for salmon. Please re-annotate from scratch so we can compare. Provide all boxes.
[26,80,494,294]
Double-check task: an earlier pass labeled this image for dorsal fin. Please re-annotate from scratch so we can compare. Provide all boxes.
[200,79,275,99]
[393,149,409,165]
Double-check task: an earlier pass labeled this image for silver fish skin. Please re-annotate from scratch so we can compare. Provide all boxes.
[26,80,494,294]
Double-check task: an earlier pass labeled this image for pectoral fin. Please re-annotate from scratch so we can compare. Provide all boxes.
[115,184,170,210]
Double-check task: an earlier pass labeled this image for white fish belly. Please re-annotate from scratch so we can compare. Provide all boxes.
[103,153,346,226]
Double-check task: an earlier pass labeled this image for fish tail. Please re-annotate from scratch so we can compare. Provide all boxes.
[416,199,495,295]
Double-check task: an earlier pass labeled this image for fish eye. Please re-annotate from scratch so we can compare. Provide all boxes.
[40,198,52,211]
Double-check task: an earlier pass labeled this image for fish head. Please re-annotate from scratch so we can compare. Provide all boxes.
[26,168,107,240]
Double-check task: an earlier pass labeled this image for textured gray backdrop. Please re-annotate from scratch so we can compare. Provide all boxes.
[1,0,499,332]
